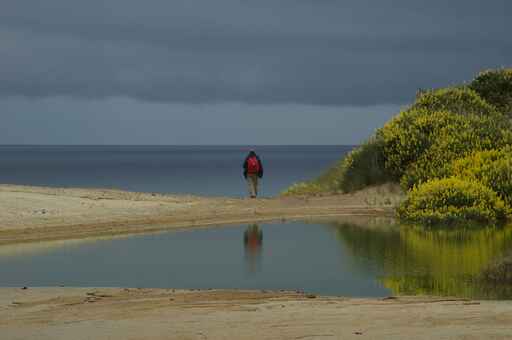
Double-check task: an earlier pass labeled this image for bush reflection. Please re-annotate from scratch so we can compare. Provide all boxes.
[331,219,512,299]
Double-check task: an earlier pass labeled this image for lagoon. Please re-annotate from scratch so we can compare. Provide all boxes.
[1,217,511,299]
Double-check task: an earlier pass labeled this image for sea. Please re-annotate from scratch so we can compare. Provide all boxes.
[0,145,352,197]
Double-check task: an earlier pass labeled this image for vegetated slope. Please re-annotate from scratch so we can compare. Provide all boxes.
[284,68,512,225]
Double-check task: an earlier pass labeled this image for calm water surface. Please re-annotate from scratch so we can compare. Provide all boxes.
[1,218,511,299]
[0,145,351,197]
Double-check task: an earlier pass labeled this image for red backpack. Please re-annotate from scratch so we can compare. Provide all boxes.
[247,156,260,173]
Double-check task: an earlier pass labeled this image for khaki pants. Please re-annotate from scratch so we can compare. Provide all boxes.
[247,173,259,197]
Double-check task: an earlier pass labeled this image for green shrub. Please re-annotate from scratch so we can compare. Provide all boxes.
[378,108,432,179]
[283,67,512,224]
[401,116,512,189]
[378,109,512,179]
[380,108,512,189]
[412,87,498,117]
[470,68,512,118]
[282,156,346,196]
[397,177,508,225]
[334,136,391,192]
[447,148,512,206]
[282,181,326,196]
[282,136,392,195]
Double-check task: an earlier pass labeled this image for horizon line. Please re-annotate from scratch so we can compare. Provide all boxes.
[0,144,357,147]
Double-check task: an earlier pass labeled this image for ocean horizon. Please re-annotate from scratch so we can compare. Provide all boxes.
[0,145,353,197]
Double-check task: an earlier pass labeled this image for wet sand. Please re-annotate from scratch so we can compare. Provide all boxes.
[1,288,511,340]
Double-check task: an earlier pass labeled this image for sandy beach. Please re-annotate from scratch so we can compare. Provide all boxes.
[2,184,512,339]
[0,184,401,246]
[1,287,511,340]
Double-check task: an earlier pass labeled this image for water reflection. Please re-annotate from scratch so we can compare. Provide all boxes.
[332,220,512,299]
[243,224,263,273]
[2,217,511,299]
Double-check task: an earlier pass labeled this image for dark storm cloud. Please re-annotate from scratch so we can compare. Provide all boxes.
[1,0,511,105]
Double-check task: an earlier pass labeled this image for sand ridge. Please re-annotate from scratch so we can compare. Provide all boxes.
[0,184,402,245]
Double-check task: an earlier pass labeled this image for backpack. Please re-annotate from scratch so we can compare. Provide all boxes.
[247,156,260,173]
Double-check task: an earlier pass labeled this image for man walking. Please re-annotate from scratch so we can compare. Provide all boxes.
[243,150,264,198]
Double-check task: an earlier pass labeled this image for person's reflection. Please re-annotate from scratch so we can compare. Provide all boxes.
[244,224,263,273]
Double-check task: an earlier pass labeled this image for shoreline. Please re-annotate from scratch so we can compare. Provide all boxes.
[2,185,512,339]
[0,183,401,246]
[1,287,511,339]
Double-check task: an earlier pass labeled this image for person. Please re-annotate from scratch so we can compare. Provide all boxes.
[243,150,263,198]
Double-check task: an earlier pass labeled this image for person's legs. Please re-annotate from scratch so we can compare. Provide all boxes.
[247,174,258,198]
[253,175,258,197]
[246,175,254,197]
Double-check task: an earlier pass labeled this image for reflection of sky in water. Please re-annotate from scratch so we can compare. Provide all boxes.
[0,218,511,299]
[0,234,135,258]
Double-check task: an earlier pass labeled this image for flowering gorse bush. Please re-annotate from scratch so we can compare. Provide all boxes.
[412,87,499,117]
[470,68,512,118]
[284,68,512,225]
[378,108,512,188]
[397,177,508,225]
[398,112,512,189]
[447,148,512,206]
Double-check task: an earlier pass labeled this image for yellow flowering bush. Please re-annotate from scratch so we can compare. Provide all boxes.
[470,68,512,118]
[412,87,498,117]
[377,108,430,179]
[447,148,512,206]
[400,113,512,188]
[397,177,508,225]
[379,109,512,187]
[284,68,512,225]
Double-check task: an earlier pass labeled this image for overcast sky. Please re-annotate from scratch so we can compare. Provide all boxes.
[1,0,510,144]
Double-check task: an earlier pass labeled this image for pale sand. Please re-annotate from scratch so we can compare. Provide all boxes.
[4,184,510,339]
[1,288,511,340]
[0,184,402,245]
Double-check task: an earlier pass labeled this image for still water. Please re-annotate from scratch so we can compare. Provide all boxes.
[1,218,511,299]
